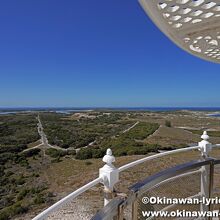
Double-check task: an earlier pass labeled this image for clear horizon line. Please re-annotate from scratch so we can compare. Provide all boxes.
[1,106,220,109]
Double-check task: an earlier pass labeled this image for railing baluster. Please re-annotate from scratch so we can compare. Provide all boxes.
[132,200,139,220]
[117,203,125,220]
[208,160,214,220]
[99,149,119,206]
[199,131,213,214]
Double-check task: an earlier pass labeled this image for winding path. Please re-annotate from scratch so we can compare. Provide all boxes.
[75,140,96,153]
[23,115,67,152]
[122,121,139,134]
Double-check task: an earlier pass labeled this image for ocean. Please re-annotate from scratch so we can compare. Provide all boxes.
[1,107,220,115]
[207,114,220,118]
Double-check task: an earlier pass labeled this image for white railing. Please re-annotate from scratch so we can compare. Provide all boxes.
[33,131,216,220]
[32,177,102,220]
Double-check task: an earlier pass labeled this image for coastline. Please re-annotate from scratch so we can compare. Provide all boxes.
[1,107,220,115]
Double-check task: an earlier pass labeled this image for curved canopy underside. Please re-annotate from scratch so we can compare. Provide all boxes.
[139,0,220,64]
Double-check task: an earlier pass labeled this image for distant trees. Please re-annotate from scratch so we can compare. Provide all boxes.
[75,122,160,160]
[40,112,131,151]
[75,143,161,160]
[0,114,39,152]
[45,149,66,158]
[75,148,106,160]
[75,148,93,160]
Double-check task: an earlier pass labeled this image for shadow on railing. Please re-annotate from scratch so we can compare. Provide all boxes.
[33,131,220,220]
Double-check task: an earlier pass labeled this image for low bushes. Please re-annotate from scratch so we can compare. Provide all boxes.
[20,148,41,158]
[0,202,28,220]
[45,148,67,158]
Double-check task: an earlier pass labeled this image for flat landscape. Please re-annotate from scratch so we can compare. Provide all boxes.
[1,110,220,219]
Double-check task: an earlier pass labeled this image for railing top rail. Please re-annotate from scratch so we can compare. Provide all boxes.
[213,158,220,165]
[118,146,200,172]
[91,198,124,220]
[213,144,220,148]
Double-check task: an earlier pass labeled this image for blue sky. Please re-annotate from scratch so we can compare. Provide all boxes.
[0,0,219,107]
